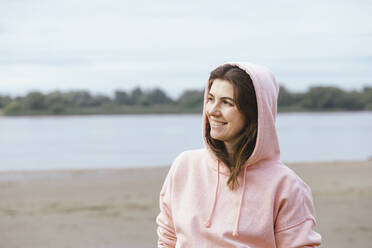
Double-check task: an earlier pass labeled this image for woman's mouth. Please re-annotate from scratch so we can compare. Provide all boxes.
[210,120,227,127]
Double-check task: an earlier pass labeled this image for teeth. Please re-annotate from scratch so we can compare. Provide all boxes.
[210,120,226,126]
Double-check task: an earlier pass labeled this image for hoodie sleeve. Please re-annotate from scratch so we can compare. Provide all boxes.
[156,166,177,248]
[274,178,322,248]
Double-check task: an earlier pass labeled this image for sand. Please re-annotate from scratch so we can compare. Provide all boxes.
[0,160,371,248]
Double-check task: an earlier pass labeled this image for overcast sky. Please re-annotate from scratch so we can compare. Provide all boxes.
[0,0,371,98]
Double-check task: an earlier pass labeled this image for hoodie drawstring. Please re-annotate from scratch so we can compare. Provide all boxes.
[204,160,220,228]
[204,160,247,237]
[233,166,247,236]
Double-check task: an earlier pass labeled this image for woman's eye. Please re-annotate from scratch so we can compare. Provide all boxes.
[207,97,213,102]
[223,101,233,106]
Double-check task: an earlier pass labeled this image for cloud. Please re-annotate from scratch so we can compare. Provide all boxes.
[0,0,371,96]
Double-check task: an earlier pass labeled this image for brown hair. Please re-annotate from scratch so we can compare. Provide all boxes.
[205,64,258,190]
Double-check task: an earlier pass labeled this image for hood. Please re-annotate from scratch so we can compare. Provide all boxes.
[202,62,281,172]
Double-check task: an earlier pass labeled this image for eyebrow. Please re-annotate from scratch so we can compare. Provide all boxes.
[208,93,234,102]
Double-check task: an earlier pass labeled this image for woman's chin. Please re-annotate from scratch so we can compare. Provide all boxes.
[210,133,225,142]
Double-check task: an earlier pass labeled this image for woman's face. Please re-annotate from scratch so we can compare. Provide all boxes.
[206,79,245,147]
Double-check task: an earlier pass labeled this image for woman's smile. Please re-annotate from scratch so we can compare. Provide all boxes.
[209,119,227,127]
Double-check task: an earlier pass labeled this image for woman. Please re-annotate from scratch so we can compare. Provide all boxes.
[156,62,322,247]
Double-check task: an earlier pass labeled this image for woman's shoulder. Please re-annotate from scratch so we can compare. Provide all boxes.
[169,148,209,174]
[173,148,208,163]
[255,160,312,194]
[267,161,313,198]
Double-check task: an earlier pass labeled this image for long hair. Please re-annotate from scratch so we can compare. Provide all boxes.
[205,64,258,190]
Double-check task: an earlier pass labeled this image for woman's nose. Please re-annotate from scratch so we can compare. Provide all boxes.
[207,102,220,116]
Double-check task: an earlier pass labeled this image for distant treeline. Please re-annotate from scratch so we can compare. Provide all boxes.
[0,85,371,116]
[0,87,204,115]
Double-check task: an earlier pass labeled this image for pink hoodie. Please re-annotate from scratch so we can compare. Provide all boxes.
[156,62,322,247]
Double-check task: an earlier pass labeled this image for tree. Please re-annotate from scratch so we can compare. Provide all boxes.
[64,91,94,107]
[3,100,24,114]
[302,87,343,109]
[178,89,204,108]
[114,90,132,105]
[90,94,111,107]
[278,85,297,107]
[336,91,364,110]
[362,87,372,110]
[130,87,149,106]
[300,86,365,110]
[45,91,64,106]
[147,88,173,105]
[0,95,12,108]
[44,91,66,114]
[25,91,46,110]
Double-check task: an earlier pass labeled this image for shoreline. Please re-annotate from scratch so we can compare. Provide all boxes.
[1,160,371,247]
[0,159,369,175]
[1,110,371,117]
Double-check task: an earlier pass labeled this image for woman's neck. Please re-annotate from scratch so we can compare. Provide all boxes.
[224,141,237,163]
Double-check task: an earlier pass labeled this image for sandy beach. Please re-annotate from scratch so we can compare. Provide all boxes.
[0,160,371,248]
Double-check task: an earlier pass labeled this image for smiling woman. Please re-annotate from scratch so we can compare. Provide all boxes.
[156,62,322,247]
[206,79,246,151]
[205,66,258,190]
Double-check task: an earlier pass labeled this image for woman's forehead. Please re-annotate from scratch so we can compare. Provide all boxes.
[209,79,234,98]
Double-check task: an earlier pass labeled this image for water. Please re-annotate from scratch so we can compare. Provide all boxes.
[0,112,371,171]
[277,112,372,162]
